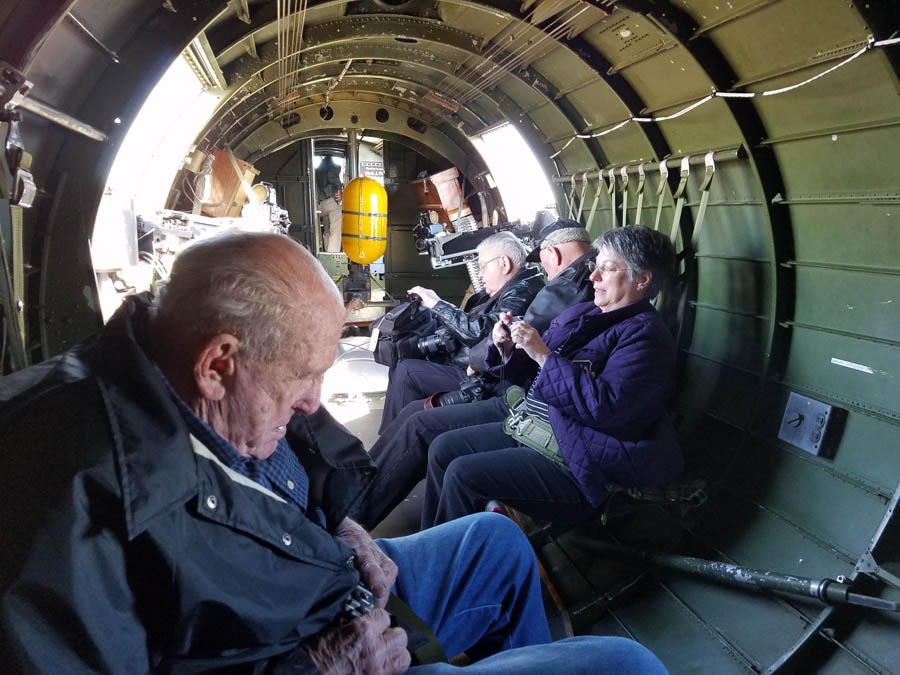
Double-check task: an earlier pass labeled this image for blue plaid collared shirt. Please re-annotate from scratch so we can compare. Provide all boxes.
[156,366,311,513]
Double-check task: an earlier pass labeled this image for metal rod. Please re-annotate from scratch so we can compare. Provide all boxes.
[553,146,742,183]
[583,541,900,612]
[347,129,358,181]
[6,90,108,142]
[65,13,120,64]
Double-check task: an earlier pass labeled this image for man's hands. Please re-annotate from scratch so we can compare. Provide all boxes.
[335,188,343,203]
[309,520,407,673]
[336,518,398,609]
[303,609,410,674]
[407,286,441,309]
[492,312,516,360]
[492,312,550,367]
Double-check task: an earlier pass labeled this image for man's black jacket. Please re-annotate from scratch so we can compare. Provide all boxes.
[467,252,595,373]
[0,294,374,673]
[430,266,544,369]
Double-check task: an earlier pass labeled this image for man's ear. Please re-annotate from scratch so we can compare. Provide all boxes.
[501,255,513,274]
[547,245,563,268]
[194,334,240,401]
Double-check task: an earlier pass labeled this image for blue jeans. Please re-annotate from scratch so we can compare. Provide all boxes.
[378,513,667,674]
[378,512,550,658]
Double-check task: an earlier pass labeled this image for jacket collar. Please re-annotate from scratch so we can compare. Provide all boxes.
[93,294,202,540]
[551,297,654,339]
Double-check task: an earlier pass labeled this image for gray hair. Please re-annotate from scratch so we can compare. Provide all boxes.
[153,231,339,363]
[593,225,676,298]
[477,231,527,268]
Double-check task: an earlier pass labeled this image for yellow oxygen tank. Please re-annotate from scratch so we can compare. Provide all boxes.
[341,177,388,263]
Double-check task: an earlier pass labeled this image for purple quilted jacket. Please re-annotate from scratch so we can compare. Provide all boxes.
[486,299,683,507]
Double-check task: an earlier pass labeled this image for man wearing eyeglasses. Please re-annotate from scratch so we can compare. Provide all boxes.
[379,232,544,432]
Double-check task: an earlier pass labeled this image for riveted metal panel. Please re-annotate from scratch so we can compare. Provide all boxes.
[578,9,675,74]
[530,47,597,92]
[655,573,810,669]
[794,267,898,343]
[602,580,762,674]
[652,99,744,158]
[726,444,889,558]
[771,132,900,198]
[690,308,768,372]
[562,79,629,128]
[693,485,854,582]
[754,383,900,496]
[677,357,759,428]
[787,204,900,268]
[589,123,657,165]
[622,52,711,112]
[496,77,546,111]
[696,258,771,316]
[783,331,900,419]
[693,0,869,82]
[751,57,898,139]
[438,3,507,40]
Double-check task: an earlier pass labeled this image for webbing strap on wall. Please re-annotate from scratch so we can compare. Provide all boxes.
[670,155,691,243]
[566,174,578,219]
[653,159,669,231]
[0,203,28,370]
[11,204,25,345]
[690,151,716,249]
[585,170,604,233]
[606,168,617,228]
[634,162,646,225]
[575,172,589,223]
[619,166,629,226]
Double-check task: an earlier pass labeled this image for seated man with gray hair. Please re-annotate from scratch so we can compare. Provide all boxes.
[0,231,667,673]
[380,231,543,432]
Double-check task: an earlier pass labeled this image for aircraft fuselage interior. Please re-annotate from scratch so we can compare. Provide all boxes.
[1,0,898,672]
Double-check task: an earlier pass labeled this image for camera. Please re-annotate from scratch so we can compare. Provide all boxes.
[416,328,458,357]
[432,376,487,407]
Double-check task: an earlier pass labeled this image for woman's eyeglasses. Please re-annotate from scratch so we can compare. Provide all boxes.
[587,261,624,274]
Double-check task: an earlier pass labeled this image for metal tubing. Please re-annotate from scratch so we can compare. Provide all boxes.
[583,541,900,612]
[347,129,358,181]
[552,146,742,184]
[8,91,108,142]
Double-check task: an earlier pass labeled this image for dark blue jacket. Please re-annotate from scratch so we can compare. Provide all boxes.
[486,299,683,506]
[0,294,373,672]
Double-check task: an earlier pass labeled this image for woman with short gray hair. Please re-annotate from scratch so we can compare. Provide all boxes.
[422,225,683,527]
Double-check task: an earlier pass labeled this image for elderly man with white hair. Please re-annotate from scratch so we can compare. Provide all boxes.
[380,231,543,432]
[0,231,667,674]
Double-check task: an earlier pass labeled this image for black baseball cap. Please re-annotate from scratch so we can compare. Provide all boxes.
[525,218,591,262]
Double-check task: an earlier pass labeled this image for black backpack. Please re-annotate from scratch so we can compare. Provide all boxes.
[371,301,437,368]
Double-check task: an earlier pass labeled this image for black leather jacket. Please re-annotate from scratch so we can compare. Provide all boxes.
[430,266,544,368]
[467,251,595,373]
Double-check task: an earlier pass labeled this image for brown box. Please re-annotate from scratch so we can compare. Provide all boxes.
[410,167,471,228]
[202,148,260,218]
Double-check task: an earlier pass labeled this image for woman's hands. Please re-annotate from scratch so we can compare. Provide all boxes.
[492,313,551,367]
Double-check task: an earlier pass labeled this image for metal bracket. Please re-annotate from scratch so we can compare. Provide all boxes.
[855,552,900,590]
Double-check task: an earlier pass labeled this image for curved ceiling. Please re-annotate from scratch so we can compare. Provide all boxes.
[1,2,899,670]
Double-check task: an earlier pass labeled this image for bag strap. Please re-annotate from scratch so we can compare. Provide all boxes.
[386,594,447,665]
